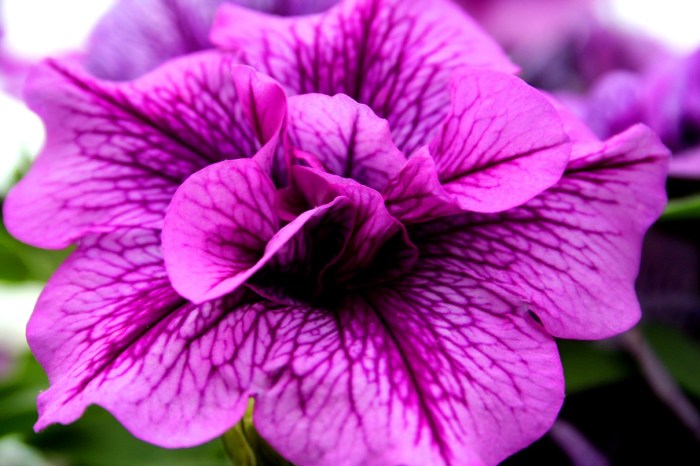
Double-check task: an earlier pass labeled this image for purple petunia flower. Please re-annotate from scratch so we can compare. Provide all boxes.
[84,0,339,81]
[4,0,669,464]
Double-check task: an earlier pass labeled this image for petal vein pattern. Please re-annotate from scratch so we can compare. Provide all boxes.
[212,0,516,154]
[286,93,406,191]
[162,159,355,304]
[28,228,278,447]
[4,52,286,249]
[253,284,561,466]
[85,0,341,80]
[384,70,572,223]
[409,125,669,339]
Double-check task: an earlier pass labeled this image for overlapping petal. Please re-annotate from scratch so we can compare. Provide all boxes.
[212,0,516,154]
[290,167,416,283]
[28,228,273,447]
[385,69,571,223]
[4,53,286,249]
[29,225,562,464]
[409,125,669,339]
[85,0,340,81]
[286,93,406,191]
[162,159,351,303]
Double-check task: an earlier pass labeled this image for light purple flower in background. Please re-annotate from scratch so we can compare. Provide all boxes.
[4,0,669,464]
[453,0,672,92]
[455,0,596,52]
[84,0,339,81]
[566,49,700,178]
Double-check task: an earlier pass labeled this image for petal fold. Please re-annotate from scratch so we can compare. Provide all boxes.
[290,167,417,283]
[287,93,406,191]
[162,159,349,304]
[385,70,571,222]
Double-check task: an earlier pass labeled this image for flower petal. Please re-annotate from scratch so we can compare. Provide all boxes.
[85,0,339,81]
[384,69,571,222]
[253,284,561,465]
[4,53,286,249]
[212,0,515,154]
[410,124,669,339]
[28,228,272,447]
[162,159,350,303]
[287,93,406,191]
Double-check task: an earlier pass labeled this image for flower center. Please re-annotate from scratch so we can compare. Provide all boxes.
[248,228,417,309]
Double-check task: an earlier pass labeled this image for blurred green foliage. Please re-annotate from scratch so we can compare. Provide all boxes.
[0,218,70,283]
[643,324,700,398]
[662,194,700,220]
[222,401,291,466]
[558,340,634,393]
[0,353,227,466]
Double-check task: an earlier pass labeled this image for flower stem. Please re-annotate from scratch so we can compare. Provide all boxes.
[549,420,609,466]
[221,400,292,466]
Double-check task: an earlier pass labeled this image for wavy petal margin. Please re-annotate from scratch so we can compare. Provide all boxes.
[410,125,669,339]
[385,70,571,223]
[162,159,350,303]
[28,229,273,447]
[286,93,406,191]
[4,53,286,249]
[85,0,340,80]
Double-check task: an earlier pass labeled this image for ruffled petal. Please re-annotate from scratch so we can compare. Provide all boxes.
[385,70,571,222]
[287,93,406,191]
[410,125,669,339]
[4,53,286,249]
[162,159,349,303]
[290,167,413,279]
[212,0,515,154]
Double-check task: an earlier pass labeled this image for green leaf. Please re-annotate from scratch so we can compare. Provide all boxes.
[643,324,700,398]
[558,339,634,393]
[661,194,700,220]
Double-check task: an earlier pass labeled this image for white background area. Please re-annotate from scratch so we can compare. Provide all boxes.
[1,0,700,348]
